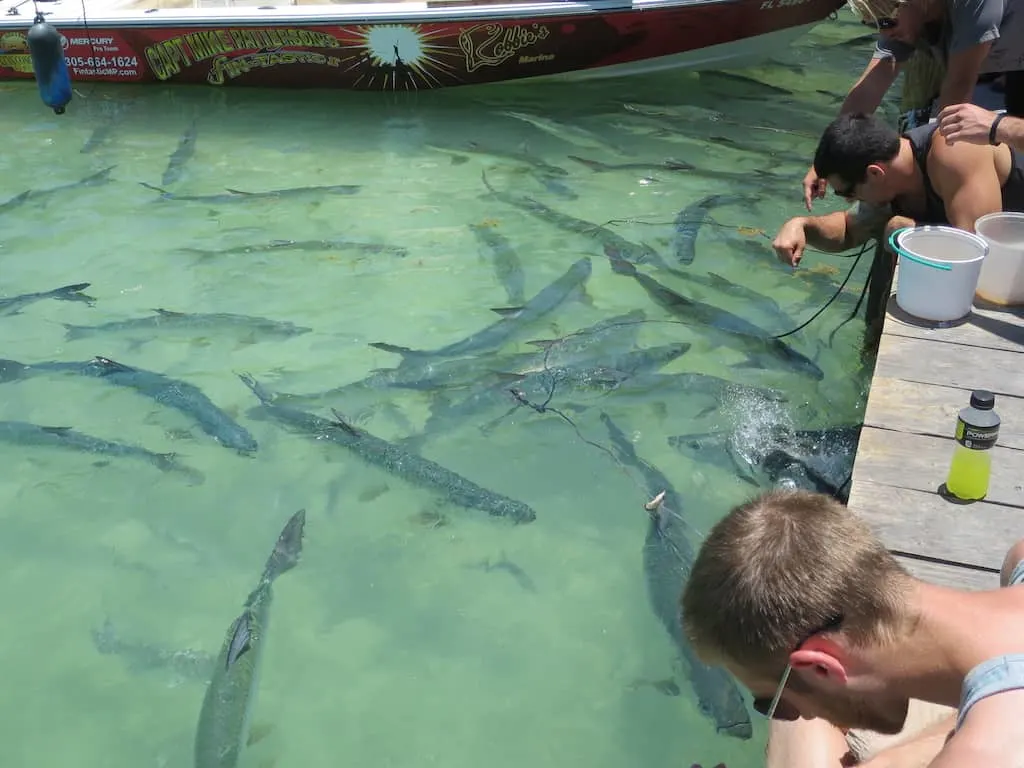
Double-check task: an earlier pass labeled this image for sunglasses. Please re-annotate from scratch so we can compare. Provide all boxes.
[752,614,844,720]
[862,16,898,30]
[833,176,862,199]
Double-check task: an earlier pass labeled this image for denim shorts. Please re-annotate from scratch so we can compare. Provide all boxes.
[955,560,1024,730]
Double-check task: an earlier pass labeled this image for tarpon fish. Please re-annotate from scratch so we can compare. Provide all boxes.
[140,181,361,203]
[599,412,753,739]
[611,259,823,380]
[674,271,794,333]
[92,618,215,683]
[266,310,649,409]
[426,139,569,177]
[500,111,626,154]
[481,171,669,270]
[414,342,693,440]
[0,168,115,215]
[0,282,94,317]
[163,119,198,186]
[240,374,536,523]
[468,223,526,306]
[0,356,258,454]
[181,239,408,260]
[195,509,306,768]
[63,308,312,346]
[667,424,861,502]
[531,171,579,200]
[369,256,592,362]
[0,420,203,481]
[673,195,750,266]
[567,156,695,174]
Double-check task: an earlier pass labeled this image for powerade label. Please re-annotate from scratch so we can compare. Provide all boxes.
[956,417,999,450]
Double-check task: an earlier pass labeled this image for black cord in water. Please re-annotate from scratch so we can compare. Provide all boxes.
[772,240,870,340]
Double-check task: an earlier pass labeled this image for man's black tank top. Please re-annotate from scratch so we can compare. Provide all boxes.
[895,122,1024,224]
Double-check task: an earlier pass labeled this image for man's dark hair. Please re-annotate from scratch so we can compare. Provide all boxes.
[813,113,901,184]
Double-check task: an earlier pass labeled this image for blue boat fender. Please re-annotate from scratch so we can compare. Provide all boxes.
[27,13,72,114]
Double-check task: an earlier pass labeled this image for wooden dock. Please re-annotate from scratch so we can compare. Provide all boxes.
[847,287,1024,592]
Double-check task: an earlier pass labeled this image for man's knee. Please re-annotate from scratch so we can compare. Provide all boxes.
[999,539,1024,586]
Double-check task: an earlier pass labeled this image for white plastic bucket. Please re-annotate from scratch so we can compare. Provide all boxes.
[974,212,1024,306]
[889,226,988,323]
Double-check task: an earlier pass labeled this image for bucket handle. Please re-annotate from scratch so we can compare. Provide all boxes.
[887,227,953,271]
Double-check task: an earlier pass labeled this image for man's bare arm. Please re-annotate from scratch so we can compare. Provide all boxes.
[934,44,993,111]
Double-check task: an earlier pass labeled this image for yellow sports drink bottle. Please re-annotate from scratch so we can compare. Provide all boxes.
[945,390,1000,501]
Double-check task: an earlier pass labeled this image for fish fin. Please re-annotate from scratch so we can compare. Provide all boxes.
[575,286,595,307]
[524,339,557,350]
[368,342,420,356]
[53,283,95,305]
[153,308,185,318]
[450,155,469,166]
[328,408,362,437]
[693,404,718,419]
[41,426,74,435]
[139,181,170,195]
[247,722,274,746]
[702,271,736,292]
[225,612,253,669]
[489,306,524,317]
[223,188,255,196]
[238,372,276,405]
[62,323,88,341]
[91,356,133,373]
[664,159,694,171]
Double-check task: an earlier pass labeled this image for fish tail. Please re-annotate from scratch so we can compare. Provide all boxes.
[52,283,95,305]
[62,323,88,340]
[262,509,306,582]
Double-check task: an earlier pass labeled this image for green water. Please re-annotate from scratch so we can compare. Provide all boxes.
[0,16,895,768]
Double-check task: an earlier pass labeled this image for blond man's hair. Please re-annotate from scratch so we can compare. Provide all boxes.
[680,489,912,674]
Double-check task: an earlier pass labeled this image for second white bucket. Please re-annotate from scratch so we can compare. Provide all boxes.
[890,226,989,323]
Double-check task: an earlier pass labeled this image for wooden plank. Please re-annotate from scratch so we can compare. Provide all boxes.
[873,335,1024,396]
[895,555,1000,591]
[855,426,1024,507]
[883,300,1024,353]
[863,377,1024,450]
[847,480,1022,570]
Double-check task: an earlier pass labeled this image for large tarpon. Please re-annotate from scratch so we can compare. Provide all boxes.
[195,509,306,768]
[0,282,94,316]
[0,356,257,454]
[599,412,753,739]
[369,257,591,362]
[163,119,198,186]
[0,420,202,482]
[240,374,536,523]
[63,308,312,347]
[667,424,861,502]
[468,223,526,306]
[612,259,823,380]
[481,171,670,270]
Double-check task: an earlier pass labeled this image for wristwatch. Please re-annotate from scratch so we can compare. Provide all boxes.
[989,113,1006,146]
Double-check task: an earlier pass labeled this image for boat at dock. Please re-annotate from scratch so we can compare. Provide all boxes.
[0,0,843,91]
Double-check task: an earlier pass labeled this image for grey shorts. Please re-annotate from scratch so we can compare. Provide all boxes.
[955,560,1024,730]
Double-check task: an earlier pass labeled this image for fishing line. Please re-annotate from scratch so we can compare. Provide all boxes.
[771,240,868,340]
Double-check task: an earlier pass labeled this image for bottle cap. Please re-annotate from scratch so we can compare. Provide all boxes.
[970,390,995,410]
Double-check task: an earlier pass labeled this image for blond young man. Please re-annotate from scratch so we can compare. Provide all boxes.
[681,489,1024,767]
